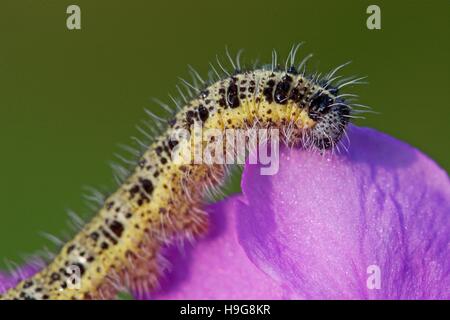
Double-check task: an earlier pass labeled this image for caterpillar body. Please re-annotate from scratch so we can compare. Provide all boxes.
[0,46,364,299]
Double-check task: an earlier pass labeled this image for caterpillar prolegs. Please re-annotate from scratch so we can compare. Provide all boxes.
[0,45,367,299]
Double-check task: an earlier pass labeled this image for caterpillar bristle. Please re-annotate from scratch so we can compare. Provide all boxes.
[188,65,206,85]
[67,210,86,230]
[40,232,65,247]
[151,98,173,115]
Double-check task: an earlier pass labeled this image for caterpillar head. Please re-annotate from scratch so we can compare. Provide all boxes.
[307,89,351,150]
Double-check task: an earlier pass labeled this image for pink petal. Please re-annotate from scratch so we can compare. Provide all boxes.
[237,125,450,299]
[0,261,43,294]
[142,196,286,299]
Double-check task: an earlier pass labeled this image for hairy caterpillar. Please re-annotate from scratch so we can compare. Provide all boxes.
[0,45,367,300]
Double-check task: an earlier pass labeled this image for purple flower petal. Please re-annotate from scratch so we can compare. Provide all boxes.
[239,125,450,299]
[143,196,286,299]
[0,260,43,294]
[148,125,449,299]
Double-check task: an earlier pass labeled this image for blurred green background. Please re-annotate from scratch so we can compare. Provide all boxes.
[0,0,448,273]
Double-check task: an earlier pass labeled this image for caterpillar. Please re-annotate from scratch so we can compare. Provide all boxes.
[0,45,367,300]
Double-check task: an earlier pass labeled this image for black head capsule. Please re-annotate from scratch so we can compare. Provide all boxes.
[308,91,334,120]
[307,90,351,150]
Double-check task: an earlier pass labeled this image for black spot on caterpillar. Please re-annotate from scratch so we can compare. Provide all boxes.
[0,44,368,299]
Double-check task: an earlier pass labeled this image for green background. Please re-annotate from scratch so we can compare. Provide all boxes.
[0,0,448,277]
